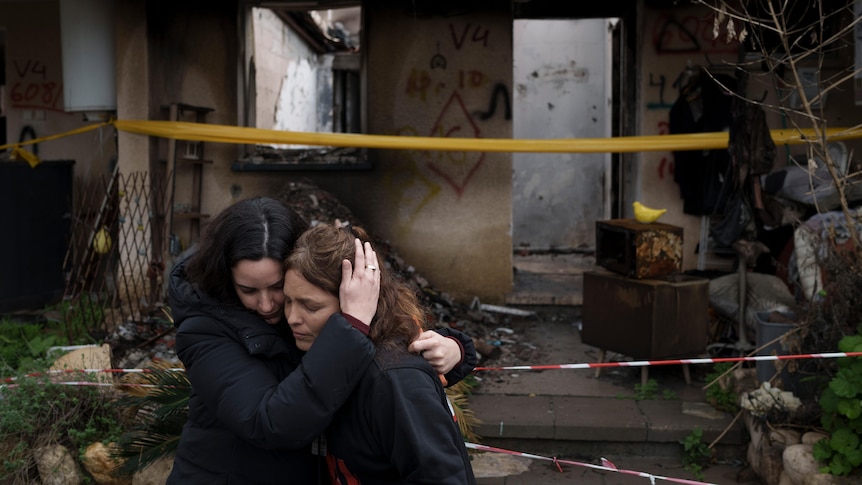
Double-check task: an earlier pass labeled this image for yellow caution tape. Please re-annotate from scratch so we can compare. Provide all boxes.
[10,146,42,168]
[3,119,862,158]
[114,120,862,153]
[1,121,112,168]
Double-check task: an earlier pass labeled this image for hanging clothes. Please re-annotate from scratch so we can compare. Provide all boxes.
[669,71,738,216]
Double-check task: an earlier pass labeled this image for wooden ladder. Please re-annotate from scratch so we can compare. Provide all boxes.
[164,103,214,251]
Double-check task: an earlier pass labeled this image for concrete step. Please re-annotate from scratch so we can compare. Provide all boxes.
[465,313,748,481]
[469,392,746,461]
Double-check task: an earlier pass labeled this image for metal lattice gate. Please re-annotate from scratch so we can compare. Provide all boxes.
[62,168,170,342]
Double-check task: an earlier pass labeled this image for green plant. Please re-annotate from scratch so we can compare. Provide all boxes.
[111,361,191,478]
[704,363,740,414]
[618,379,678,401]
[681,427,712,480]
[0,365,126,484]
[0,318,55,373]
[52,295,106,345]
[813,333,862,476]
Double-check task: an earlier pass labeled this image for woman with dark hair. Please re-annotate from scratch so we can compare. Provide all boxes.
[167,197,472,484]
[284,223,477,485]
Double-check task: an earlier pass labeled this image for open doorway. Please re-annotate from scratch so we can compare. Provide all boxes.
[508,18,622,305]
[512,18,619,253]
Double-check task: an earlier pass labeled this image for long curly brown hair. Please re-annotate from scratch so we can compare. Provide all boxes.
[284,223,425,355]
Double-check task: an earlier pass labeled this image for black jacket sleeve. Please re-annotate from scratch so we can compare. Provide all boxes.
[434,327,478,387]
[177,313,374,450]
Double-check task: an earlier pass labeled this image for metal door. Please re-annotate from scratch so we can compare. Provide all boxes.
[513,19,613,252]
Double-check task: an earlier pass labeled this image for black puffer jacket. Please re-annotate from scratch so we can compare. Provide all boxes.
[326,350,477,485]
[166,259,376,485]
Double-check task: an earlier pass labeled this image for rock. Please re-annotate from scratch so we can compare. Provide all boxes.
[770,429,801,448]
[470,452,531,478]
[737,466,761,483]
[741,382,803,416]
[746,415,786,485]
[747,441,761,472]
[744,412,765,451]
[801,431,829,446]
[35,443,83,485]
[802,474,838,485]
[473,338,500,359]
[49,344,114,383]
[779,470,794,485]
[132,456,173,485]
[759,444,785,485]
[82,442,131,485]
[783,444,821,484]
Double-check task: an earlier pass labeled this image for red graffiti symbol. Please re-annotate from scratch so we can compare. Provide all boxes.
[657,120,670,135]
[426,91,484,198]
[458,70,486,89]
[406,69,432,101]
[10,59,64,110]
[10,81,63,111]
[658,157,675,180]
[657,120,674,180]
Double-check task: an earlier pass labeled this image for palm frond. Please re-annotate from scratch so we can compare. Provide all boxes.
[446,378,481,443]
[110,430,182,477]
[110,359,190,478]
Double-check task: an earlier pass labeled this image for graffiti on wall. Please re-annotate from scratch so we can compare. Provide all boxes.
[645,10,740,181]
[396,21,510,204]
[9,59,64,112]
[652,14,739,55]
[655,120,674,180]
[449,23,490,49]
[425,91,486,198]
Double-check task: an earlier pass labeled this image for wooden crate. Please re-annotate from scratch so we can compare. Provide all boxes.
[581,270,708,360]
[595,219,683,279]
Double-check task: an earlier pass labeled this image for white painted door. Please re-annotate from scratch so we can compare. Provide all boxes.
[513,19,613,252]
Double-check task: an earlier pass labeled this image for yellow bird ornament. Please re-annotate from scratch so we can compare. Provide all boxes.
[632,201,667,224]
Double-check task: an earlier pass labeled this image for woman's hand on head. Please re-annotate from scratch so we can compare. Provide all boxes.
[409,331,462,375]
[339,238,380,325]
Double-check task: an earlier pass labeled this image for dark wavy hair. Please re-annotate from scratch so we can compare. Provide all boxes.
[284,223,425,354]
[185,197,308,305]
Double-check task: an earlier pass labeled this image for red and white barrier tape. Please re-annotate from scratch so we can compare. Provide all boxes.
[474,351,862,372]
[4,350,862,383]
[466,442,717,485]
[2,367,185,384]
[2,381,165,390]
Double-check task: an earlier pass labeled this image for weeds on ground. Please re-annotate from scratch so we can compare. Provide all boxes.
[618,379,678,400]
[0,363,126,484]
[0,295,107,375]
[681,427,712,480]
[52,295,105,345]
[0,318,58,373]
[704,363,740,414]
